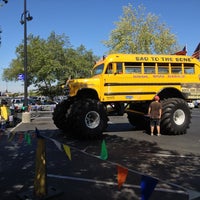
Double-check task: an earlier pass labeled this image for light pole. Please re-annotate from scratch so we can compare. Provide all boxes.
[20,0,32,111]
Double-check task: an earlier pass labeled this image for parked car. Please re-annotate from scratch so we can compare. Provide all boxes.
[188,102,195,109]
[193,100,199,108]
[11,98,36,112]
[11,98,24,112]
[41,100,58,111]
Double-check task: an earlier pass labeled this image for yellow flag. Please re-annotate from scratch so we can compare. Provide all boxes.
[63,144,72,160]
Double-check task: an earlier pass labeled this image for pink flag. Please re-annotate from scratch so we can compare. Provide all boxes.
[18,134,23,143]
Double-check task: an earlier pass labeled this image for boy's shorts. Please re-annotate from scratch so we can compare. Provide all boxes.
[150,118,160,126]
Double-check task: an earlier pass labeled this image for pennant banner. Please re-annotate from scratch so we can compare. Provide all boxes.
[141,175,158,200]
[100,140,108,160]
[5,127,190,200]
[63,144,72,160]
[26,134,31,145]
[18,134,23,143]
[117,165,128,189]
[7,132,15,141]
[35,127,43,138]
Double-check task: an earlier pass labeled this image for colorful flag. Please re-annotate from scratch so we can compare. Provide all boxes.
[174,46,187,55]
[192,43,200,59]
[140,175,158,200]
[24,133,31,144]
[35,127,42,138]
[100,140,108,160]
[117,165,128,189]
[26,134,31,145]
[7,132,15,142]
[18,134,23,143]
[63,144,72,160]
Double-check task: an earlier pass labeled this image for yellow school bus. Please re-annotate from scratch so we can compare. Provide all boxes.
[92,54,200,101]
[53,54,200,139]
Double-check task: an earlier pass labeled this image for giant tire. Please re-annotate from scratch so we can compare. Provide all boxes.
[69,98,108,139]
[127,112,147,130]
[127,102,148,130]
[52,98,73,131]
[161,98,191,135]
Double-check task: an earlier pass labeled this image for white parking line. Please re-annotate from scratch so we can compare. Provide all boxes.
[47,174,188,195]
[9,122,23,133]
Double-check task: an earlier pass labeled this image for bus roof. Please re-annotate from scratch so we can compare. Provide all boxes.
[95,54,200,65]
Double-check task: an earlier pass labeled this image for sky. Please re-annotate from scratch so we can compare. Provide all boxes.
[0,0,200,93]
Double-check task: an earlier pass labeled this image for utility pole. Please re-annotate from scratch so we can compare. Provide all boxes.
[20,0,33,111]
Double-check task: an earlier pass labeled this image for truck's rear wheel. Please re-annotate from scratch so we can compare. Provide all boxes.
[127,102,148,130]
[69,99,108,139]
[161,98,191,135]
[127,112,146,130]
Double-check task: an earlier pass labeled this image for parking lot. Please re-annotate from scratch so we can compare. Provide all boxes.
[0,109,200,200]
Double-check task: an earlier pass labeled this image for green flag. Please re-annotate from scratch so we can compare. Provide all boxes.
[27,134,31,145]
[24,133,31,145]
[100,140,108,160]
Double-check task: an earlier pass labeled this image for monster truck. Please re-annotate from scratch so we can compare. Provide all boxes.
[53,53,200,139]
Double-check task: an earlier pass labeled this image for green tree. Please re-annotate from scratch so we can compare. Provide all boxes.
[64,45,98,80]
[3,32,98,98]
[103,4,179,54]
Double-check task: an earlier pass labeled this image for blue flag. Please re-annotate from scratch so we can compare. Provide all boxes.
[35,127,43,138]
[141,175,158,200]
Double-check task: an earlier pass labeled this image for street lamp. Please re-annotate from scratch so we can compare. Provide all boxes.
[20,0,33,111]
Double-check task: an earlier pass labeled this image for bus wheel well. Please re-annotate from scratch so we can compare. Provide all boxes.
[158,87,185,100]
[77,89,99,100]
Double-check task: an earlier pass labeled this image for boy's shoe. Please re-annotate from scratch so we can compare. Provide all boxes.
[151,133,153,136]
[157,134,161,136]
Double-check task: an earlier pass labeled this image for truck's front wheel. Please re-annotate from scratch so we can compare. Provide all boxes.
[70,99,108,139]
[161,98,191,135]
[52,98,73,131]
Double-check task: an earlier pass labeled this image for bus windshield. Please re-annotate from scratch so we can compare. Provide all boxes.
[92,64,104,76]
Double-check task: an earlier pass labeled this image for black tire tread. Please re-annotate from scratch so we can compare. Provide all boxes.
[161,98,191,135]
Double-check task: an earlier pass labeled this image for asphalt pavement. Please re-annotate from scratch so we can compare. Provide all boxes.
[0,115,199,200]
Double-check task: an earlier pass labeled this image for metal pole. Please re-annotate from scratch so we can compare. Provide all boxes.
[23,0,28,111]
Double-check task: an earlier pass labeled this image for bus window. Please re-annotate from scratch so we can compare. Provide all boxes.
[184,64,194,74]
[106,63,113,74]
[144,63,155,74]
[171,64,182,74]
[158,63,169,74]
[93,64,104,75]
[125,62,141,74]
[116,63,123,74]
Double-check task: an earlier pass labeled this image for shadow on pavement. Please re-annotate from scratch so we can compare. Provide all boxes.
[0,119,199,200]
